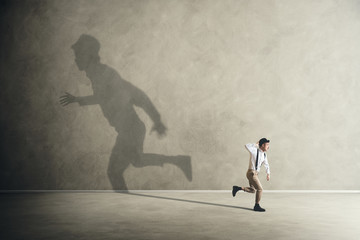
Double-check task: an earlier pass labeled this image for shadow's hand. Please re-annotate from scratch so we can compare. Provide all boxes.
[151,121,167,137]
[59,92,78,106]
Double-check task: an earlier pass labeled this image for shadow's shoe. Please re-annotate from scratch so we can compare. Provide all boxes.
[232,186,241,197]
[176,156,192,181]
[254,204,266,212]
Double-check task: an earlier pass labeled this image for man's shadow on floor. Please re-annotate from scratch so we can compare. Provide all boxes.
[123,192,253,211]
[60,34,192,190]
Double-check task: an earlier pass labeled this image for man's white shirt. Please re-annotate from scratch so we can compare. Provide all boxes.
[245,143,270,174]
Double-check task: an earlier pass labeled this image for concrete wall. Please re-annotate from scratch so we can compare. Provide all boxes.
[1,0,360,190]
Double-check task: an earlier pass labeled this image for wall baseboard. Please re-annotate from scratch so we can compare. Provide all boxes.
[0,190,359,193]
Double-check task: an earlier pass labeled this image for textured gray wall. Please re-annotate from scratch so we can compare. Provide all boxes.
[1,0,360,190]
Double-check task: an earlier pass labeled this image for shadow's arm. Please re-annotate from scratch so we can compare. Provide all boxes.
[77,95,98,106]
[60,92,98,106]
[131,86,167,136]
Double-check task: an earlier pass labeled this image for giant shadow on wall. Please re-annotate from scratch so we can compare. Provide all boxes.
[60,34,192,190]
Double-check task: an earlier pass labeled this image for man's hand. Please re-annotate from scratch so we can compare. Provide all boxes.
[267,174,270,181]
[60,92,78,106]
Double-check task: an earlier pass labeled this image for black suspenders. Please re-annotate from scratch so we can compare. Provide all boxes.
[255,150,266,171]
[255,149,259,171]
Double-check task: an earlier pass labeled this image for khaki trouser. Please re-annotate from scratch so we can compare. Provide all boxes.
[243,169,263,204]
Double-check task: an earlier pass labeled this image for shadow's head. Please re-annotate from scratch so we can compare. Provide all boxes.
[72,34,100,71]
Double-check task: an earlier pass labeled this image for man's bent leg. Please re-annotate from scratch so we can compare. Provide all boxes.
[251,173,265,212]
[247,170,263,203]
[252,173,263,204]
[255,188,263,204]
[242,186,256,193]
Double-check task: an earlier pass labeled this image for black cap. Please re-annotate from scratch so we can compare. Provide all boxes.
[259,138,270,147]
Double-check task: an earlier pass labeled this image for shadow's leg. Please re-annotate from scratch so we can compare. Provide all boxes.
[107,136,130,190]
[139,154,192,181]
[125,120,192,181]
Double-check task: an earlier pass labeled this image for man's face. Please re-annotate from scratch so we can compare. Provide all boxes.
[261,142,270,152]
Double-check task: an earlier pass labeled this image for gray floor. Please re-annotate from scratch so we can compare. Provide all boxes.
[1,192,359,240]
